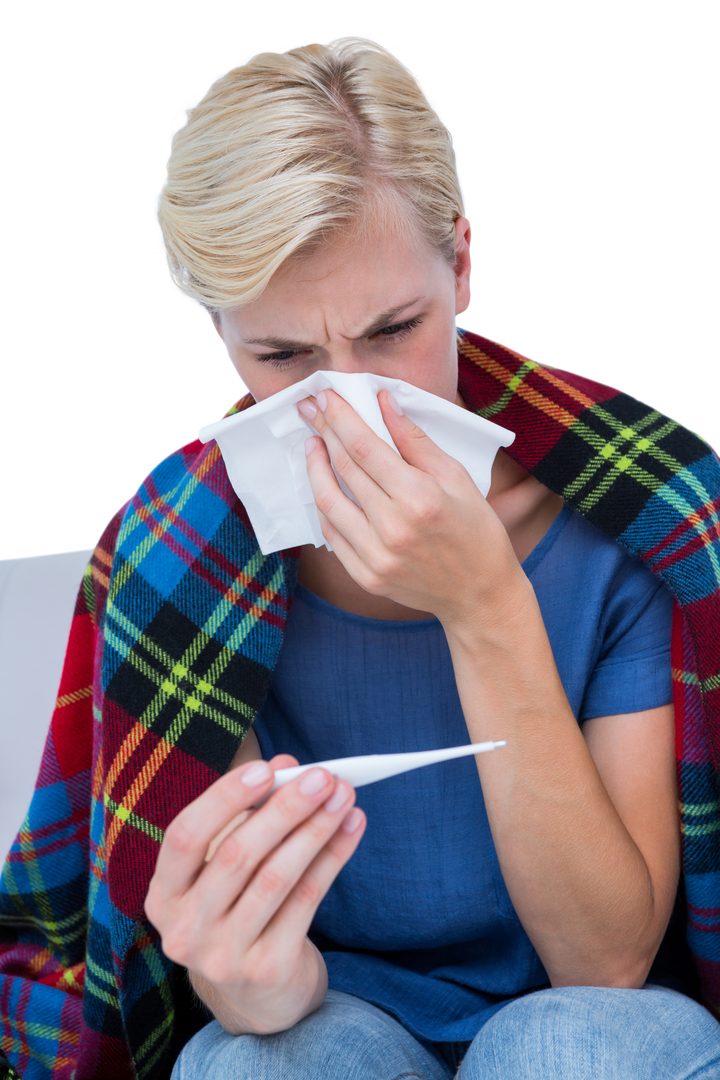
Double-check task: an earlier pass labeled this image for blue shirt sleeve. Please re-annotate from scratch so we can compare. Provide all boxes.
[526,507,675,723]
[581,567,674,721]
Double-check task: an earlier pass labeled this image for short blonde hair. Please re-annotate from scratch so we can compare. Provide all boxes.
[159,38,464,310]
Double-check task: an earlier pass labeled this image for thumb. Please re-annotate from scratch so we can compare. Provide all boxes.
[378,389,447,475]
[377,390,462,483]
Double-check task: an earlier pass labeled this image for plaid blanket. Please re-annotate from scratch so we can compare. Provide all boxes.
[2,330,719,1079]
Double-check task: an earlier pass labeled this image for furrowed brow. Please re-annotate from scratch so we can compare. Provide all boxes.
[243,296,424,351]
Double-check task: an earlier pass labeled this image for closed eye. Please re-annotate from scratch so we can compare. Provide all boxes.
[255,316,422,369]
[371,315,423,336]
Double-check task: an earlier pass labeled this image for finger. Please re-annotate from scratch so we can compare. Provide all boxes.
[193,767,338,922]
[259,806,366,946]
[227,782,359,940]
[203,754,302,863]
[304,438,371,561]
[304,423,375,520]
[301,390,411,501]
[148,759,277,905]
[306,449,412,595]
[310,389,465,508]
[267,754,301,770]
[377,391,468,490]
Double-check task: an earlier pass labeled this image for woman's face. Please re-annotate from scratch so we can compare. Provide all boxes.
[215,217,472,404]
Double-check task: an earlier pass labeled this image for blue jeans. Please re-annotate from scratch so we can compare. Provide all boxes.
[171,985,720,1079]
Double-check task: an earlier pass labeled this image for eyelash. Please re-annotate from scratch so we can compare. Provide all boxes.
[256,317,423,369]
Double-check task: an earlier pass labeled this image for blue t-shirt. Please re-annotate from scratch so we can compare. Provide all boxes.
[253,505,675,1042]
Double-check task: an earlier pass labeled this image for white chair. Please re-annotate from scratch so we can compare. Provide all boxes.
[0,550,92,860]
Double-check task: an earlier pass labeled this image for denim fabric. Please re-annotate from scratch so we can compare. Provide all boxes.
[171,985,720,1079]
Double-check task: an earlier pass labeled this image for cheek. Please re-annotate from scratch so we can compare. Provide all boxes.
[414,353,446,378]
[235,362,326,404]
[227,352,289,401]
[411,339,459,400]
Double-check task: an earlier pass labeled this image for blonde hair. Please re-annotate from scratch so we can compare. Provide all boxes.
[159,38,464,311]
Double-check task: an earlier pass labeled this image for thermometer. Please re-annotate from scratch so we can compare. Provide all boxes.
[257,739,507,804]
[206,740,507,861]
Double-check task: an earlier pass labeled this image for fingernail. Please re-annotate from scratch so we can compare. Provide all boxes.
[305,436,317,457]
[324,783,350,814]
[316,390,328,412]
[241,760,272,787]
[387,393,403,416]
[299,767,328,795]
[298,399,317,420]
[341,807,364,834]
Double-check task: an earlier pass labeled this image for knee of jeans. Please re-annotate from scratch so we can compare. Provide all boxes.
[171,992,448,1080]
[171,1020,234,1079]
[459,985,720,1080]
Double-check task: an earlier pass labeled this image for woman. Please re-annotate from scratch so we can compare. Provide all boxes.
[2,38,720,1080]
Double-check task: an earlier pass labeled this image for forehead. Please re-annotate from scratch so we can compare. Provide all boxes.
[279,217,442,294]
[224,224,451,342]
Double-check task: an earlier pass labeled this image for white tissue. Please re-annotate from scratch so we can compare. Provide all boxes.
[199,371,515,556]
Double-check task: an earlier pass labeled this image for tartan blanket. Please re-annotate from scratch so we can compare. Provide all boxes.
[2,330,720,1079]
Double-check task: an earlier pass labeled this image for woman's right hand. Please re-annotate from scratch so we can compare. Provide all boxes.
[144,756,365,1034]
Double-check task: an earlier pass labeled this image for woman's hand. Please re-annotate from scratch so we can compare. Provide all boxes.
[299,389,529,632]
[144,756,365,1035]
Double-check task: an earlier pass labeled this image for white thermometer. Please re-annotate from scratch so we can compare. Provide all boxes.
[257,740,507,804]
[206,740,508,860]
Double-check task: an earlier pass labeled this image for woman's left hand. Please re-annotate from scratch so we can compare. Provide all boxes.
[299,388,526,630]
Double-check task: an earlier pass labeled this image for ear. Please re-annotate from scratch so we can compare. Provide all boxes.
[455,216,472,315]
[208,311,222,339]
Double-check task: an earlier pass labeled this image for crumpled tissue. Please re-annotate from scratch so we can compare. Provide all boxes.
[199,371,515,556]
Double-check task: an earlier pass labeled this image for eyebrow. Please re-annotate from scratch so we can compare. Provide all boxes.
[243,296,425,351]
